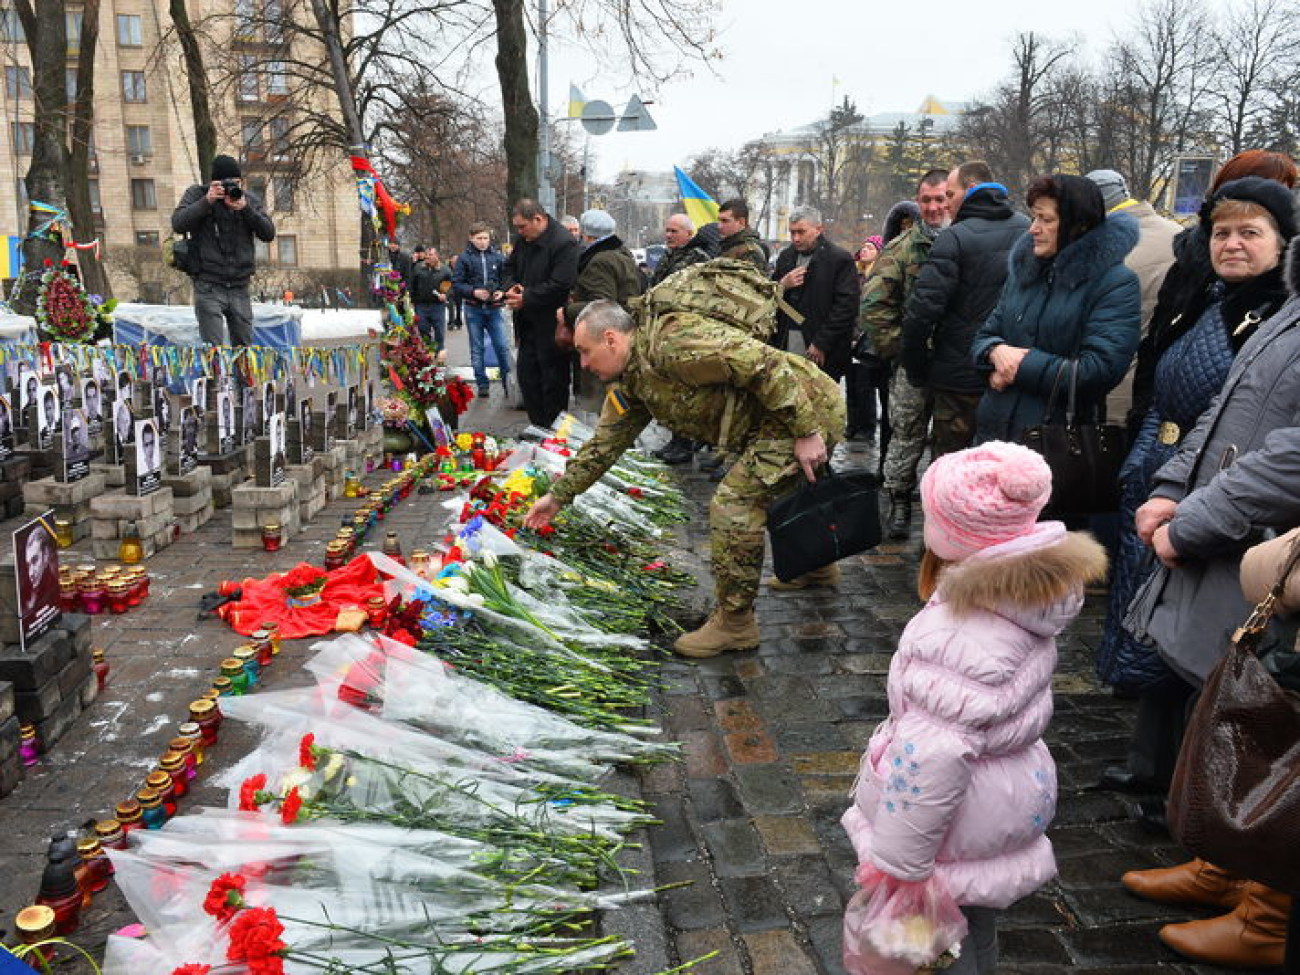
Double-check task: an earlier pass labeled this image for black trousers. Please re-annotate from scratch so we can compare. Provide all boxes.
[1286,899,1298,973]
[515,323,571,428]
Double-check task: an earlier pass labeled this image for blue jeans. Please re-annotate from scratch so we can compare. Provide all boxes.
[465,304,511,390]
[414,303,446,347]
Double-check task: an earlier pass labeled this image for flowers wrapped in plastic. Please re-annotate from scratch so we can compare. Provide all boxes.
[842,866,968,974]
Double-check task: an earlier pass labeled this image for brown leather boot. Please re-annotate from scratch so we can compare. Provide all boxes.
[1122,859,1248,909]
[673,609,760,658]
[766,563,842,590]
[1158,882,1291,968]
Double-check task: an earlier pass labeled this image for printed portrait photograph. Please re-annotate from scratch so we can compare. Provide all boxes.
[136,418,160,475]
[63,408,90,464]
[81,378,102,429]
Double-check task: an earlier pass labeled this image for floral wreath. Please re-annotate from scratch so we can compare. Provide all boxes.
[35,260,103,344]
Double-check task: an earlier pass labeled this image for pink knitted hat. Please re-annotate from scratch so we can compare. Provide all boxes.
[920,441,1053,561]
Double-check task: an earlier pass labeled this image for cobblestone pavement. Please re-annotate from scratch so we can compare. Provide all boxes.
[0,327,1265,973]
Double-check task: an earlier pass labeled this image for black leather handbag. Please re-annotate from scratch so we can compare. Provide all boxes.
[766,471,881,582]
[1020,359,1126,518]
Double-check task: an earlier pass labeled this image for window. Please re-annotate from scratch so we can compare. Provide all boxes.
[121,70,146,103]
[238,56,258,102]
[240,117,264,156]
[116,13,142,46]
[5,65,30,99]
[276,235,297,267]
[264,0,284,41]
[234,0,255,38]
[248,176,267,202]
[254,238,270,264]
[65,67,77,104]
[268,116,290,158]
[10,121,34,154]
[130,178,156,210]
[65,9,82,54]
[266,60,288,98]
[88,179,100,213]
[135,230,159,247]
[126,124,152,157]
[0,9,23,41]
[271,175,294,213]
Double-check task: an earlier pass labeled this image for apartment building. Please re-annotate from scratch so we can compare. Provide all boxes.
[0,0,359,298]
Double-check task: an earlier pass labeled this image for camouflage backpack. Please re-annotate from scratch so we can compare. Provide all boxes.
[633,258,800,349]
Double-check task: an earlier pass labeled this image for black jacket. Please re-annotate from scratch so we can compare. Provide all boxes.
[648,229,717,287]
[452,243,506,306]
[501,216,579,334]
[409,262,452,305]
[901,185,1029,392]
[772,235,860,379]
[171,184,276,286]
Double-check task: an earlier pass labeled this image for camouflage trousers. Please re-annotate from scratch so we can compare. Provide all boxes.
[882,372,980,493]
[709,412,845,614]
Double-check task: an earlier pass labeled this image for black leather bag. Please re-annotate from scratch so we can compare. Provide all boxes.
[1020,359,1126,518]
[766,471,881,582]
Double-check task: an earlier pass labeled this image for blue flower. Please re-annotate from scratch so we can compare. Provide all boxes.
[904,743,915,755]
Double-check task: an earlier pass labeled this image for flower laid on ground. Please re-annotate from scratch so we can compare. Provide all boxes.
[202,872,247,922]
[280,565,329,600]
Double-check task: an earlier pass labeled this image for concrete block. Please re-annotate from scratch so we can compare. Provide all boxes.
[172,489,213,517]
[57,651,91,698]
[0,630,74,692]
[15,675,63,723]
[33,690,82,753]
[231,481,298,507]
[0,456,31,483]
[90,463,126,487]
[0,681,13,725]
[161,466,212,497]
[176,504,213,534]
[22,473,106,506]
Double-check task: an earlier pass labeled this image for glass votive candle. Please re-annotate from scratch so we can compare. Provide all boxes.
[219,659,248,695]
[168,736,198,780]
[232,645,259,686]
[259,621,282,656]
[251,630,274,668]
[177,721,205,766]
[324,541,347,571]
[158,751,188,799]
[145,770,177,816]
[189,699,221,745]
[15,904,57,962]
[78,578,106,615]
[114,799,143,835]
[59,576,80,612]
[19,723,39,766]
[365,595,388,628]
[136,787,167,829]
[262,523,283,553]
[107,580,132,614]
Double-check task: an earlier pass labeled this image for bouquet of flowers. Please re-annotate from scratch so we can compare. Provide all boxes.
[381,331,475,417]
[378,395,411,428]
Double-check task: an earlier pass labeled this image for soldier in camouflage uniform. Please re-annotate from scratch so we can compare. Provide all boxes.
[524,299,844,659]
[717,198,770,273]
[858,171,950,538]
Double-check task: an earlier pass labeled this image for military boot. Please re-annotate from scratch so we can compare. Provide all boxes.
[887,491,913,540]
[673,609,760,658]
[657,436,696,466]
[766,563,842,590]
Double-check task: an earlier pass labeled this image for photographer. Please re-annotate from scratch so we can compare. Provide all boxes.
[172,154,276,346]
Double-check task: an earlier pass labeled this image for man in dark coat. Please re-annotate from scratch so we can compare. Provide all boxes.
[172,153,276,346]
[408,248,453,347]
[502,198,580,427]
[773,205,860,382]
[717,198,769,271]
[900,161,1029,455]
[649,213,716,288]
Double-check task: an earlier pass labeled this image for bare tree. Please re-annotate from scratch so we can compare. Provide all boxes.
[1206,0,1295,155]
[491,0,538,204]
[168,0,217,180]
[66,0,109,299]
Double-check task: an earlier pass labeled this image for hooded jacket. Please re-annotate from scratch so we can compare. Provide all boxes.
[842,524,1107,908]
[171,184,276,287]
[563,233,642,325]
[970,213,1141,442]
[901,184,1030,391]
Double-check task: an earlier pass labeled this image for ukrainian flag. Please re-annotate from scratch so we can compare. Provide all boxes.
[567,84,585,119]
[673,166,719,228]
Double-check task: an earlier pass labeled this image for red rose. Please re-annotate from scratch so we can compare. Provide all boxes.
[203,872,247,921]
[280,787,302,825]
[298,733,317,770]
[239,773,268,811]
[227,906,287,970]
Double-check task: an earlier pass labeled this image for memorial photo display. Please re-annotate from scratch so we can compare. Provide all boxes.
[13,512,59,651]
[134,417,162,495]
[0,396,13,460]
[218,389,235,454]
[61,408,90,481]
[178,406,199,475]
[82,378,103,435]
[241,386,258,445]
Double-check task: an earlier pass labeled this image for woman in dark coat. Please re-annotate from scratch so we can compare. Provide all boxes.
[1095,178,1297,795]
[970,175,1141,444]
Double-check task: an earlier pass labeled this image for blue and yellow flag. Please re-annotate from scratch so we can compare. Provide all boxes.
[673,166,719,228]
[567,84,586,120]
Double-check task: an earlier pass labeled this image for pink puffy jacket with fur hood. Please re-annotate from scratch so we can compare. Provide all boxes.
[841,523,1107,908]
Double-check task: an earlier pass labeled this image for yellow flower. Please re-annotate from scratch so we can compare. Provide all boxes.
[502,469,536,498]
[456,433,473,451]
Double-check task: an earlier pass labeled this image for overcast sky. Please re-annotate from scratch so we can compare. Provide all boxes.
[542,0,1143,182]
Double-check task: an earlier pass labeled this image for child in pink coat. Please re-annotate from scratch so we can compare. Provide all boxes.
[841,442,1107,974]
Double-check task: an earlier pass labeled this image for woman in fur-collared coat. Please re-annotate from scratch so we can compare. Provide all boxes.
[971,175,1141,444]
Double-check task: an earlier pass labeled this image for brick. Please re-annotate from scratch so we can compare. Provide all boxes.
[90,463,126,487]
[0,631,74,691]
[724,729,779,764]
[62,614,91,653]
[176,505,214,533]
[743,930,819,975]
[161,466,212,497]
[753,815,823,856]
[715,699,764,733]
[57,650,91,697]
[33,689,82,753]
[0,456,31,482]
[674,929,745,975]
[15,675,62,723]
[0,752,23,798]
[231,482,297,507]
[22,473,106,506]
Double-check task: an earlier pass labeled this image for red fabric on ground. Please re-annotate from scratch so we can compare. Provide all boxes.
[217,554,385,639]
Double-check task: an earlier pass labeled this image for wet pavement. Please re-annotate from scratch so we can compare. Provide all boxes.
[0,325,1265,972]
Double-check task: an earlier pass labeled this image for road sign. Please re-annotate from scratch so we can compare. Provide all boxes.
[580,100,615,136]
[618,95,657,132]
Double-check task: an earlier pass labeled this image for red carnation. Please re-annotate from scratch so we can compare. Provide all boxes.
[239,773,268,811]
[627,487,644,499]
[171,965,212,975]
[226,906,286,973]
[298,733,317,770]
[280,787,303,825]
[203,872,247,921]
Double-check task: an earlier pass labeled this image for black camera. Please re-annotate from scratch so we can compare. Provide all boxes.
[221,179,243,201]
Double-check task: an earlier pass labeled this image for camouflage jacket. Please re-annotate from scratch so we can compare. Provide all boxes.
[718,227,770,273]
[550,313,843,504]
[858,222,933,360]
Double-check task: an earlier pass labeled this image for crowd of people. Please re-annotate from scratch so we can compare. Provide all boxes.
[169,142,1299,970]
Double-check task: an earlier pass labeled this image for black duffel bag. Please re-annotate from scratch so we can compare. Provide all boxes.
[766,470,882,582]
